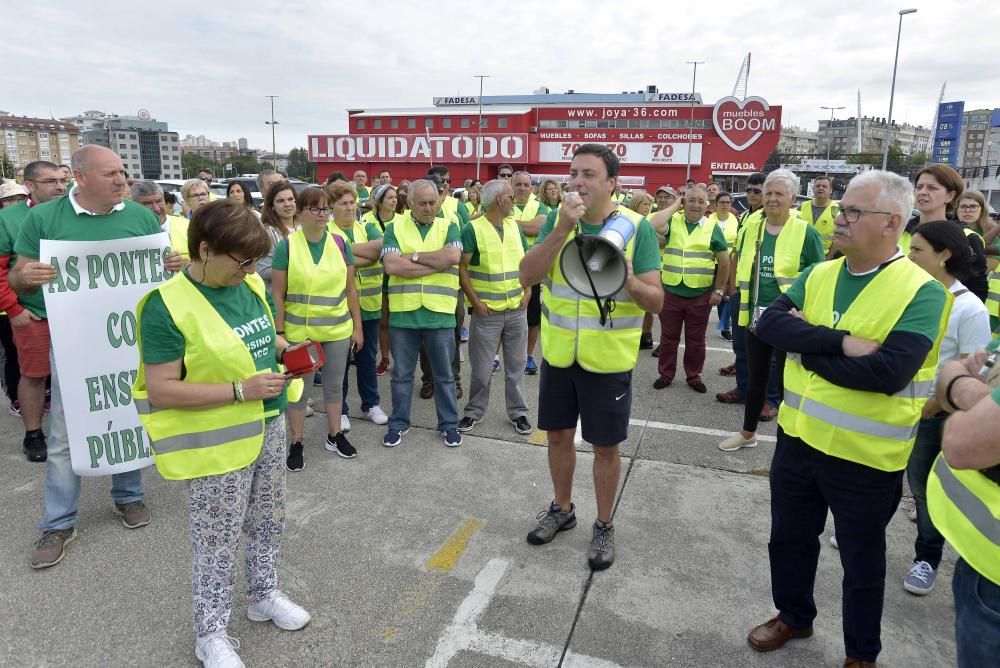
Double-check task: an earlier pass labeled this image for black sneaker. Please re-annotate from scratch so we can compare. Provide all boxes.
[458,416,478,433]
[325,432,357,459]
[527,502,577,545]
[23,431,47,463]
[286,440,304,471]
[511,416,532,435]
[587,521,615,571]
[639,332,654,350]
[720,329,733,342]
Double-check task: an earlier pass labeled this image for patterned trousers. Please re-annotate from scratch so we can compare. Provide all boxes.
[188,418,287,637]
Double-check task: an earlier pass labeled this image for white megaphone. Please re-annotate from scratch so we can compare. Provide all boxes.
[559,213,637,299]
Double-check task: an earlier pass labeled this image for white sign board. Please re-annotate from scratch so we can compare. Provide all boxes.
[538,141,701,166]
[42,233,172,476]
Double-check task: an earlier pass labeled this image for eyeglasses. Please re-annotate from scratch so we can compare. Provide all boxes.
[305,207,331,215]
[958,204,981,211]
[226,252,259,268]
[717,200,732,206]
[29,178,70,186]
[191,191,210,199]
[199,176,213,181]
[746,187,763,194]
[839,207,894,224]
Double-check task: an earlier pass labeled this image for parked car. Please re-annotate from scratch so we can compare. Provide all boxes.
[730,194,810,216]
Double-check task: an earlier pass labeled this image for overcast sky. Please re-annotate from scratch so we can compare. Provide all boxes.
[6,0,999,154]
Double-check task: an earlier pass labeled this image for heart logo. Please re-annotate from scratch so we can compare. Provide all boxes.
[712,96,773,152]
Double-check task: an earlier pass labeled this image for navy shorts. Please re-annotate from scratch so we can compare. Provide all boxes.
[526,284,542,327]
[537,361,632,446]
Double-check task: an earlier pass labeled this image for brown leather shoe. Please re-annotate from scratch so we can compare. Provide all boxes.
[716,389,745,404]
[718,363,736,377]
[747,616,813,652]
[843,659,877,667]
[759,403,778,422]
[420,384,434,399]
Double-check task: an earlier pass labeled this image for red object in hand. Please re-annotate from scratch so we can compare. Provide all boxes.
[283,341,325,377]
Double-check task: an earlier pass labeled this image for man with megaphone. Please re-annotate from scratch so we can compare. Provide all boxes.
[519,143,664,571]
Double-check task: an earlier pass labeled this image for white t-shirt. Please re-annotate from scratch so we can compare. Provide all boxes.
[933,279,992,390]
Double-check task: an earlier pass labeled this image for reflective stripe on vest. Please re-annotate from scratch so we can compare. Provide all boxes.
[511,195,542,245]
[330,220,384,312]
[467,216,525,311]
[540,207,645,373]
[387,212,459,314]
[927,454,1000,585]
[132,273,266,480]
[798,200,839,254]
[777,257,950,471]
[735,216,809,326]
[285,230,353,342]
[660,213,719,288]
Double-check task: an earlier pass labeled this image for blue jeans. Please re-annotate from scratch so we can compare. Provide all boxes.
[732,291,780,403]
[40,352,144,532]
[388,326,458,432]
[954,557,1000,667]
[906,413,946,568]
[342,318,381,414]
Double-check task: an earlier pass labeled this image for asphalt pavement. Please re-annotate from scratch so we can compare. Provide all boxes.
[0,317,956,667]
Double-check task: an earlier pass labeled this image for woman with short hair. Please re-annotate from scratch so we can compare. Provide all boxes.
[180,178,211,218]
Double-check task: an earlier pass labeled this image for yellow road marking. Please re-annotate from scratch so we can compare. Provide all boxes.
[528,429,547,446]
[426,518,485,573]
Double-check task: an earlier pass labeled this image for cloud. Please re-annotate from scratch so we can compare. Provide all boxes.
[6,0,998,156]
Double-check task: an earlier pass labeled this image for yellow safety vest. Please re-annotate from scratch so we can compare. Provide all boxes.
[660,213,719,289]
[708,212,738,250]
[166,215,190,260]
[779,257,950,471]
[798,200,840,254]
[284,230,353,342]
[440,195,462,223]
[511,195,543,245]
[467,216,525,311]
[987,270,1000,320]
[928,454,1000,585]
[735,216,809,326]
[541,207,646,373]
[387,212,459,314]
[329,221,383,313]
[132,272,302,480]
[362,209,401,232]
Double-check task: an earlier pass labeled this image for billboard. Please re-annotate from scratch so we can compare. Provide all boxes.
[308,133,528,164]
[932,101,964,166]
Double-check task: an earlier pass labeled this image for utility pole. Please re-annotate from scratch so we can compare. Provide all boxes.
[882,9,917,170]
[685,61,704,182]
[820,105,845,174]
[474,75,490,181]
[265,95,279,173]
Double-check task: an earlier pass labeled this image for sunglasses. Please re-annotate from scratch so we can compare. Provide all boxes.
[226,252,260,268]
[746,187,763,194]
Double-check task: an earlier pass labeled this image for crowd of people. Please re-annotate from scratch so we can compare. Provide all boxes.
[1,144,998,668]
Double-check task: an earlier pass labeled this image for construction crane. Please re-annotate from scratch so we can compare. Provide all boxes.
[732,53,751,99]
[929,81,947,149]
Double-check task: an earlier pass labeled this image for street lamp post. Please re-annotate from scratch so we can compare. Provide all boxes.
[474,74,490,181]
[265,95,279,174]
[882,8,917,170]
[821,105,845,175]
[685,60,704,182]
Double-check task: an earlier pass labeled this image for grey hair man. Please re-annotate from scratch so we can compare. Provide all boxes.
[745,170,947,664]
[10,145,185,569]
[457,179,532,435]
[131,181,192,261]
[257,170,283,198]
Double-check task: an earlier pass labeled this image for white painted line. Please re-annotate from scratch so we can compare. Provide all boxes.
[427,558,624,668]
[678,343,733,353]
[629,418,777,443]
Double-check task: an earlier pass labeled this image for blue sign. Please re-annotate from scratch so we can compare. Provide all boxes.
[991,108,1000,128]
[932,101,964,166]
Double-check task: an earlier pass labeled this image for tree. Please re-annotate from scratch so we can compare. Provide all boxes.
[228,154,263,176]
[0,152,15,180]
[286,147,313,180]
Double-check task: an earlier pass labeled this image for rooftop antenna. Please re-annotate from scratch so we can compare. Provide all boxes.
[732,53,751,98]
[929,81,947,149]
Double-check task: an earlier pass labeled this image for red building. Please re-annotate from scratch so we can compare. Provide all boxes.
[308,89,782,189]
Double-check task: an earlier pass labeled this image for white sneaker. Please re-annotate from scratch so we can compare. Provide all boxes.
[718,432,757,452]
[195,633,244,668]
[341,414,351,433]
[304,404,315,417]
[247,590,311,631]
[829,534,839,549]
[363,405,389,425]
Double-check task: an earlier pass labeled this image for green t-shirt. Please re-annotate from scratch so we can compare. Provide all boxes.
[0,201,30,258]
[741,225,826,307]
[15,195,162,318]
[330,222,383,321]
[356,186,370,202]
[381,219,462,329]
[662,218,730,298]
[536,209,662,276]
[460,220,530,266]
[784,260,948,342]
[138,275,288,418]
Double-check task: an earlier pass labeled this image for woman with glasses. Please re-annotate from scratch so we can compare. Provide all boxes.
[957,190,997,251]
[257,182,300,292]
[180,178,212,219]
[271,187,363,470]
[710,192,739,341]
[907,165,988,303]
[133,200,310,668]
[328,183,389,429]
[227,181,260,218]
[363,184,401,377]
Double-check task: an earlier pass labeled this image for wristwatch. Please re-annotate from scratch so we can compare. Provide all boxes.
[411,252,420,264]
[714,289,725,296]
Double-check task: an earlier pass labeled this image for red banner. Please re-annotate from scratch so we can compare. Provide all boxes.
[308,134,529,164]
